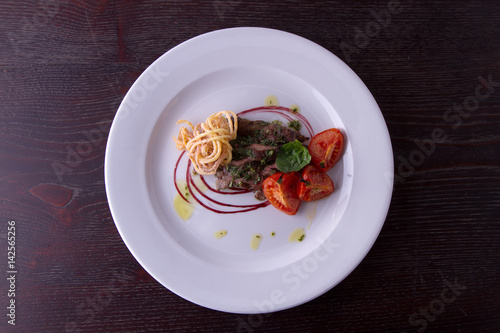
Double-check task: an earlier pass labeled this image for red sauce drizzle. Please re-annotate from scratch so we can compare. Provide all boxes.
[173,105,314,214]
[174,151,190,203]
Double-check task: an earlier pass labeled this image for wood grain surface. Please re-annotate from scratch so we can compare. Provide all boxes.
[0,0,499,332]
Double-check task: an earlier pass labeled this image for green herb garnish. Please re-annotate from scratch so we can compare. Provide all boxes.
[276,140,311,173]
[287,120,301,131]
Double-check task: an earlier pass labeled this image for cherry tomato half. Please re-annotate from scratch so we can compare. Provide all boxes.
[297,165,335,202]
[262,172,301,215]
[308,128,344,172]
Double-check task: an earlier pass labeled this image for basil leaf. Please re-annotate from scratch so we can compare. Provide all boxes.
[276,140,311,173]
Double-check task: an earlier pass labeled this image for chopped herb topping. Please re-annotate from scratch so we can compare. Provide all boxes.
[233,147,256,160]
[288,120,301,131]
[261,138,278,146]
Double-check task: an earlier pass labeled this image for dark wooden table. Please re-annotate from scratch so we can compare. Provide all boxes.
[1,1,499,332]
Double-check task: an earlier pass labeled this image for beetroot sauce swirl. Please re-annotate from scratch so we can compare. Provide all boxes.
[173,106,314,214]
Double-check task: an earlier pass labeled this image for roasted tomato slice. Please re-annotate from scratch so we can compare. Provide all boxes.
[262,172,301,215]
[297,165,335,202]
[308,128,344,171]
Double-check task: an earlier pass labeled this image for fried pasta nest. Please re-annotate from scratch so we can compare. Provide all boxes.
[173,111,238,175]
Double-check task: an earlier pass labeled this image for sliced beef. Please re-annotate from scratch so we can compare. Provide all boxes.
[236,118,308,146]
[215,117,308,199]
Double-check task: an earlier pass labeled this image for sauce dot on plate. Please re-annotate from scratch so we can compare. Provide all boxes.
[250,233,263,250]
[290,104,300,113]
[265,95,279,106]
[288,228,305,242]
[214,230,227,239]
[173,179,195,221]
[173,194,194,221]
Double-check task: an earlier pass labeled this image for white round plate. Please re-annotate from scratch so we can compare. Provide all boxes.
[105,27,393,314]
